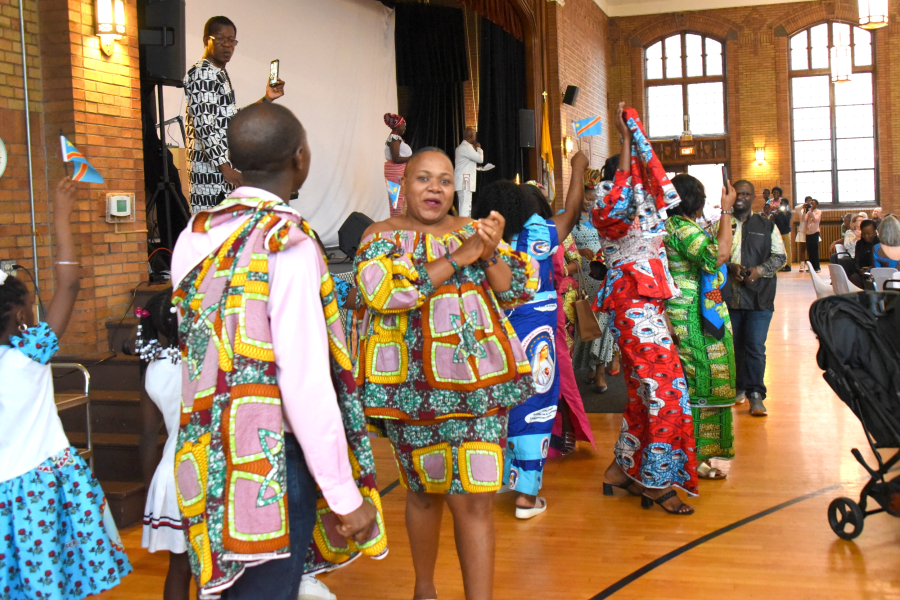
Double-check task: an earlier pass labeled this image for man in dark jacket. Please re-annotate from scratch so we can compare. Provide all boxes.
[721,180,787,416]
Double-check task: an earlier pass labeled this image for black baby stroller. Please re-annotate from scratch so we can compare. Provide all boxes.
[810,290,900,540]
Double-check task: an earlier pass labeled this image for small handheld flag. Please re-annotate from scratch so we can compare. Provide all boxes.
[386,179,401,209]
[573,116,603,138]
[60,136,104,183]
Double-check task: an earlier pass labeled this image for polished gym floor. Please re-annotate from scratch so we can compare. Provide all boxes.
[97,274,900,600]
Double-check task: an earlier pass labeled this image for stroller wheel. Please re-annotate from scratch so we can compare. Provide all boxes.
[828,497,865,540]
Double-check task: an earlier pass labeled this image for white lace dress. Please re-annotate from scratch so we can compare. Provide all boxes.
[141,356,186,554]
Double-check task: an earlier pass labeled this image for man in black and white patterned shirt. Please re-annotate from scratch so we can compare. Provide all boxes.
[184,16,285,212]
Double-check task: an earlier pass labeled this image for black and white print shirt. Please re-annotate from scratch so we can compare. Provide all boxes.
[184,58,237,212]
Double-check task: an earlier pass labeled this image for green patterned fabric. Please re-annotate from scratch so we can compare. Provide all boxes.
[664,215,736,461]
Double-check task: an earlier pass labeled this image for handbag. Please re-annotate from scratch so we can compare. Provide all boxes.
[572,264,603,342]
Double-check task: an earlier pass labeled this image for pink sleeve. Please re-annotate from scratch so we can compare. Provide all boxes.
[268,239,363,516]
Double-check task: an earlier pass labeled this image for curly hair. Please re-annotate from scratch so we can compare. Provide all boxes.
[472,180,535,242]
[0,276,29,335]
[521,184,552,219]
[669,173,706,218]
[139,289,178,349]
[600,155,620,182]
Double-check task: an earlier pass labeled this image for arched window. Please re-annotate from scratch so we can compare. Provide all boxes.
[790,22,875,205]
[644,33,725,139]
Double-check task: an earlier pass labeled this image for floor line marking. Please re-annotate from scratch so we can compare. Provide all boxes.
[589,483,842,599]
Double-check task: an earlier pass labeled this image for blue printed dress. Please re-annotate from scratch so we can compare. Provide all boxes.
[0,323,132,600]
[504,215,561,495]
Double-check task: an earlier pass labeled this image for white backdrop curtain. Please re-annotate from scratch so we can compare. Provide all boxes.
[164,0,397,246]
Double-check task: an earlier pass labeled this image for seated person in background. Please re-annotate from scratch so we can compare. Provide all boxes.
[854,220,879,271]
[843,214,866,258]
[874,215,900,269]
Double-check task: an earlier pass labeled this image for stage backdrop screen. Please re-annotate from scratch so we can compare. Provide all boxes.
[164,0,397,246]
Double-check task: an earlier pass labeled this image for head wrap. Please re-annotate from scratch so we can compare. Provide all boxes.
[384,113,406,130]
[583,169,603,190]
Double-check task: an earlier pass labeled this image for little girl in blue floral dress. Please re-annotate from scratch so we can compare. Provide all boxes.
[0,178,132,600]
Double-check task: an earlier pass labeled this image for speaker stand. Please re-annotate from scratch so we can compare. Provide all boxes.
[145,82,190,251]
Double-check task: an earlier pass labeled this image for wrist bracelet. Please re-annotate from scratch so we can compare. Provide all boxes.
[722,209,734,215]
[447,255,462,272]
[480,251,500,270]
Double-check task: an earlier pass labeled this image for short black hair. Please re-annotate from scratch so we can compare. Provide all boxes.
[772,186,783,195]
[600,155,620,182]
[861,219,877,230]
[733,179,755,192]
[228,103,306,172]
[204,16,236,40]
[669,174,705,218]
[0,276,28,334]
[521,184,552,219]
[472,180,535,243]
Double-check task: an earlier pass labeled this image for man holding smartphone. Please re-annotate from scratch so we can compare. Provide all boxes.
[718,180,786,417]
[183,16,286,213]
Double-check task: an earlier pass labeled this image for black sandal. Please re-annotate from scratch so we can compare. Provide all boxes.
[603,479,642,497]
[641,490,694,515]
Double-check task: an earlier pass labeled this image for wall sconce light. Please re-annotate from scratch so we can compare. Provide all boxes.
[563,136,574,157]
[95,0,125,57]
[755,146,766,165]
[830,31,853,83]
[859,0,889,29]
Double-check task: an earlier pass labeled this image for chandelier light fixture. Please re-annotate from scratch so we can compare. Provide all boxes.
[830,31,853,83]
[858,0,889,29]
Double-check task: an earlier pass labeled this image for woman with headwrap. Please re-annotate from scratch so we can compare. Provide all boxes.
[594,103,698,515]
[384,112,412,217]
[570,167,619,393]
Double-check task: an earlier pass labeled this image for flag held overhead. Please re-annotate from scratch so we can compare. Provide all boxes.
[573,116,603,138]
[386,179,401,210]
[60,136,104,183]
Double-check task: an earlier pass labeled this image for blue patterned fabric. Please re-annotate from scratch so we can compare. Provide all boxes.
[333,276,351,310]
[511,214,559,300]
[504,298,559,495]
[8,322,58,365]
[0,448,132,599]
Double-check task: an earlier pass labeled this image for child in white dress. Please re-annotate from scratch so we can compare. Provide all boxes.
[0,178,132,599]
[137,290,191,600]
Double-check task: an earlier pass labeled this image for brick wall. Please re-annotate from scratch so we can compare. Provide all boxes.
[546,0,610,206]
[608,0,898,214]
[0,0,146,354]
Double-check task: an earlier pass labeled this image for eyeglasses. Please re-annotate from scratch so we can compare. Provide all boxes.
[209,36,239,47]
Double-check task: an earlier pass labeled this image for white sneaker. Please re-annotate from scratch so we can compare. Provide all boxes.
[299,576,336,600]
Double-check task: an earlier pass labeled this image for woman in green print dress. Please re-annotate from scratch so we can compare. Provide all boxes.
[664,173,737,479]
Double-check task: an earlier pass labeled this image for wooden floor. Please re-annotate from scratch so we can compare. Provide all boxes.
[97,273,900,600]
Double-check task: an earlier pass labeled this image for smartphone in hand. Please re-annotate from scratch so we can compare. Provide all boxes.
[722,165,729,189]
[269,59,280,87]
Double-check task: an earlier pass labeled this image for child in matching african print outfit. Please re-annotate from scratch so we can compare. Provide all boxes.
[0,178,132,600]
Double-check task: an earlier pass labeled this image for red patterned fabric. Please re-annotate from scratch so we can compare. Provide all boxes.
[609,291,699,496]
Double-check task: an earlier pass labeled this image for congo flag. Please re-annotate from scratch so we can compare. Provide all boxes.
[573,115,603,138]
[60,136,104,183]
[386,179,401,209]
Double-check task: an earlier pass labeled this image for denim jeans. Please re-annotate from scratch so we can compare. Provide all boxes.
[223,433,318,600]
[729,308,774,399]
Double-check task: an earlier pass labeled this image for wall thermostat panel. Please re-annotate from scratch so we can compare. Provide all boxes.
[105,192,136,223]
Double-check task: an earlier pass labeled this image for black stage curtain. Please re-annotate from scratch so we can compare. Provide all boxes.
[477,18,526,186]
[394,4,468,157]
